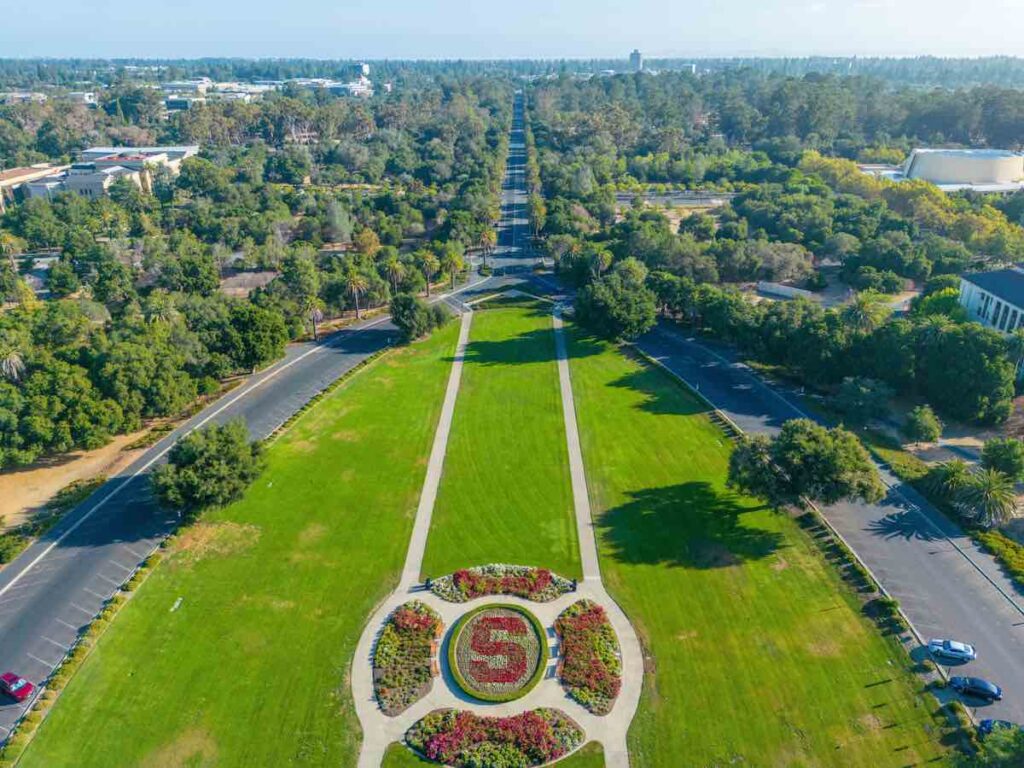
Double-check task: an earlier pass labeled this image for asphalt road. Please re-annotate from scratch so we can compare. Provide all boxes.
[0,95,537,736]
[637,323,1024,723]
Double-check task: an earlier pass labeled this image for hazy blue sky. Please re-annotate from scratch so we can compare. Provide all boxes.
[4,0,1024,59]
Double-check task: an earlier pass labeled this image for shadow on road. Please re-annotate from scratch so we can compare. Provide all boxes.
[597,482,783,569]
[866,510,947,543]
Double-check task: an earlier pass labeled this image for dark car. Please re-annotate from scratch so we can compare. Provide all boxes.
[950,676,1003,702]
[978,719,1020,738]
[0,672,35,703]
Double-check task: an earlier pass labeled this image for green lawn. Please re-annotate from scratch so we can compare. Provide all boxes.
[17,323,461,768]
[421,303,580,578]
[382,741,604,767]
[567,331,948,768]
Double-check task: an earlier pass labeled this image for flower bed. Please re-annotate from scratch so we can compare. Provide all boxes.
[555,599,622,715]
[448,603,548,702]
[430,564,574,603]
[373,601,442,716]
[406,708,584,767]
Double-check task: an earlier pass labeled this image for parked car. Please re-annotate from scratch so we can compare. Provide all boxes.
[928,638,977,662]
[978,719,1020,738]
[0,673,34,702]
[950,676,1003,702]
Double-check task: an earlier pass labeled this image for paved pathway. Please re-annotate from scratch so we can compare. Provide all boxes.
[351,304,644,767]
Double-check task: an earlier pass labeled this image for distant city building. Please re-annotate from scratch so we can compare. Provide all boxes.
[165,95,206,112]
[79,145,200,173]
[161,78,212,95]
[959,267,1024,335]
[358,62,370,77]
[860,148,1024,193]
[629,49,644,72]
[65,91,98,107]
[26,163,143,201]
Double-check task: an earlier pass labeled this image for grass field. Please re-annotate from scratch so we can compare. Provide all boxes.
[17,323,461,768]
[567,330,948,768]
[421,303,580,579]
[381,740,605,767]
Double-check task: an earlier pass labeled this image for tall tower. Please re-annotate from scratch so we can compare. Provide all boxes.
[629,49,644,73]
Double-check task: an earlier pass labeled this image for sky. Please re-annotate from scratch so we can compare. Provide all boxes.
[3,0,1024,59]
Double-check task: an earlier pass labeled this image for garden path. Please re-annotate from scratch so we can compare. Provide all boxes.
[352,304,643,768]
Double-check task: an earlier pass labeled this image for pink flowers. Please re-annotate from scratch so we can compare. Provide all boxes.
[374,601,442,716]
[452,607,542,698]
[453,566,554,600]
[555,600,622,715]
[406,708,584,766]
[467,615,529,683]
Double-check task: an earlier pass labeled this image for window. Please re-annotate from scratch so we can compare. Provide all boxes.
[1011,309,1019,331]
[999,303,1011,331]
[992,300,1003,326]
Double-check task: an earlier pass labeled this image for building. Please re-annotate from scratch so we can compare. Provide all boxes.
[959,267,1024,334]
[0,92,46,105]
[165,95,206,112]
[79,145,199,173]
[862,148,1024,193]
[161,78,212,95]
[26,163,143,201]
[0,164,70,212]
[64,91,98,107]
[358,62,370,77]
[629,49,644,72]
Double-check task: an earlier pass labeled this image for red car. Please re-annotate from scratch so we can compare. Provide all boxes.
[0,673,34,702]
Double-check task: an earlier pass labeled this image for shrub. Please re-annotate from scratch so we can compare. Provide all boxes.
[406,708,584,767]
[904,405,942,443]
[981,437,1024,482]
[373,601,441,716]
[555,600,622,714]
[390,293,451,342]
[430,564,574,603]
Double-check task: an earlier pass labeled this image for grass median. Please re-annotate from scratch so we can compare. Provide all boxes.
[16,322,460,768]
[567,329,948,768]
[421,303,580,579]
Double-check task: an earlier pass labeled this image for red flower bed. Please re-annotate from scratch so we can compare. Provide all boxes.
[373,601,442,716]
[430,564,573,603]
[555,600,622,715]
[406,708,584,767]
[450,605,545,701]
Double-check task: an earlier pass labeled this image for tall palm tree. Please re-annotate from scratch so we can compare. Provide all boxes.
[0,331,25,383]
[420,252,440,297]
[842,291,890,334]
[383,254,405,296]
[957,468,1018,529]
[345,272,369,320]
[440,248,464,290]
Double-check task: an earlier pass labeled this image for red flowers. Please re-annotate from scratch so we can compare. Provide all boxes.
[555,600,622,714]
[452,566,554,600]
[406,708,584,767]
[374,601,442,716]
[467,616,529,683]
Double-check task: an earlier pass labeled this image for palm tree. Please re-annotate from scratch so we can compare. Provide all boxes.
[420,252,440,297]
[383,254,405,296]
[842,291,890,334]
[440,248,464,290]
[957,468,1018,529]
[345,272,369,319]
[0,331,25,383]
[0,232,23,274]
[925,459,971,500]
[479,228,497,266]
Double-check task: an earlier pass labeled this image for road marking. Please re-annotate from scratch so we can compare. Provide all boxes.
[83,588,109,601]
[39,636,66,651]
[54,618,78,632]
[97,573,122,588]
[106,559,133,572]
[69,602,94,616]
[26,652,57,669]
[121,545,147,560]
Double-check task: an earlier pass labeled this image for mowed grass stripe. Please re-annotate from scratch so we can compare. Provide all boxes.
[18,323,461,768]
[422,303,580,579]
[567,330,947,768]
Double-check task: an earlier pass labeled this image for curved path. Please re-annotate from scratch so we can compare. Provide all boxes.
[352,304,643,767]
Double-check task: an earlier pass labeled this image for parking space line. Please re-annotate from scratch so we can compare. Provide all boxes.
[39,636,66,651]
[54,618,79,632]
[69,602,95,616]
[83,587,109,600]
[107,559,133,572]
[26,652,57,669]
[97,573,122,588]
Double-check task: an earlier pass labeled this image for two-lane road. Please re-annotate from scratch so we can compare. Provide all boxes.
[637,323,1024,723]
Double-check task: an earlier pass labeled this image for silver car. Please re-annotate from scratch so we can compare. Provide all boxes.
[928,638,977,662]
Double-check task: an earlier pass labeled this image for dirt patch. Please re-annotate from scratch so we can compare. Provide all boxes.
[805,636,843,658]
[675,629,698,642]
[332,429,361,442]
[857,712,885,733]
[771,556,789,572]
[298,522,327,545]
[141,727,218,768]
[171,522,260,566]
[289,439,319,454]
[0,428,149,531]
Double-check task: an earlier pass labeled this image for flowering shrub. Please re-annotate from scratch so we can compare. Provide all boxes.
[406,708,584,767]
[555,599,622,715]
[373,601,442,716]
[449,604,548,702]
[431,564,573,603]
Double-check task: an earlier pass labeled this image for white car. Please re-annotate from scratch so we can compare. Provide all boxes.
[928,638,977,662]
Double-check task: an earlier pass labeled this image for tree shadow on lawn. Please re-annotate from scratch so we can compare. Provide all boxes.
[607,366,714,418]
[455,327,601,367]
[598,482,785,569]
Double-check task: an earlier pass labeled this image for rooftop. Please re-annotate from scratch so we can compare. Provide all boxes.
[911,148,1021,159]
[963,267,1024,309]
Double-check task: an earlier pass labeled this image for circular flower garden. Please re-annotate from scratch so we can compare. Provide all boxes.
[447,604,548,702]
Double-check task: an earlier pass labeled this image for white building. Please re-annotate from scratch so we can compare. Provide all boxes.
[26,163,143,201]
[959,267,1024,334]
[0,92,46,105]
[629,49,644,73]
[904,149,1024,187]
[79,145,200,173]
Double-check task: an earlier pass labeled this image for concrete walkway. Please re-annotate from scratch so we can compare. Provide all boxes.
[351,305,643,767]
